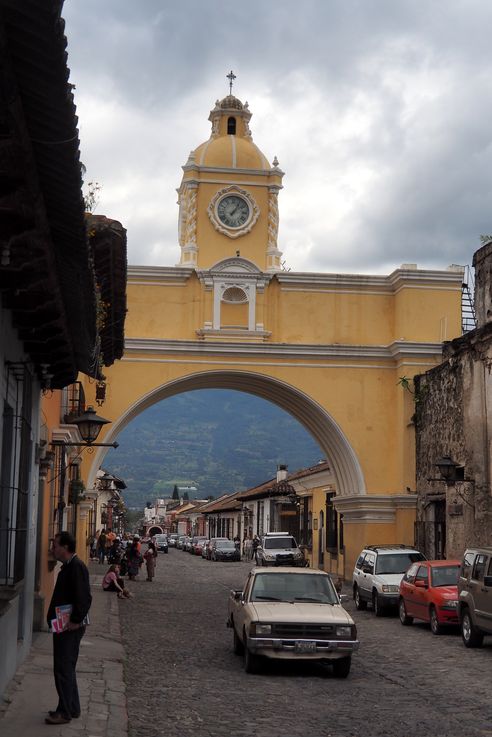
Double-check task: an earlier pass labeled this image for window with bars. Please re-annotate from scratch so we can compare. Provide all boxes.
[299,497,312,549]
[326,492,338,551]
[62,381,85,424]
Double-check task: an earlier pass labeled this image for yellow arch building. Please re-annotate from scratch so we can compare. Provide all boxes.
[81,92,463,573]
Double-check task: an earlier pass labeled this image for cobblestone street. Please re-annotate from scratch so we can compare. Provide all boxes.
[119,550,492,737]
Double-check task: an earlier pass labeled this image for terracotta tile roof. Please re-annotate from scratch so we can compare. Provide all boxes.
[235,461,331,501]
[200,492,242,514]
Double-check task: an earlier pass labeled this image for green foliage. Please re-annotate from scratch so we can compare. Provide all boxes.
[398,376,414,394]
[84,180,102,213]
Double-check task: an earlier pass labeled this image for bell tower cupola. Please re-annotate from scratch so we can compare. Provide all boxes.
[177,78,284,273]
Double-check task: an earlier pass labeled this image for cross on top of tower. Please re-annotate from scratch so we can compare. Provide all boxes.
[226,70,236,94]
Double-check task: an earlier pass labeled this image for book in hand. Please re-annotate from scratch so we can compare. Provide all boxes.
[50,605,90,633]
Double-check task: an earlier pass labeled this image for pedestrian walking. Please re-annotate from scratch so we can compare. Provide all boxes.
[96,529,107,564]
[251,534,260,564]
[127,538,143,580]
[144,541,158,581]
[45,531,92,725]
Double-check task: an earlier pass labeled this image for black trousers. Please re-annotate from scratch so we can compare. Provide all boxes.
[52,626,85,718]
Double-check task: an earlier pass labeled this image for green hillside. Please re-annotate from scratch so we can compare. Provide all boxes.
[102,389,323,508]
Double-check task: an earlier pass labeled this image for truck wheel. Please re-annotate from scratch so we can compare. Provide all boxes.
[332,657,351,678]
[354,586,367,611]
[243,631,261,673]
[233,625,244,655]
[461,609,484,648]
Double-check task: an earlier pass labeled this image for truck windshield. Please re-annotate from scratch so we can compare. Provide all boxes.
[250,573,338,604]
[264,538,297,550]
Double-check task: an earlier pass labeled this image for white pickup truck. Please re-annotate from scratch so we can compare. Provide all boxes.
[228,566,359,676]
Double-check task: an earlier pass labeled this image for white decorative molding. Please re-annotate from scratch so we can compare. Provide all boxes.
[196,328,272,342]
[267,190,279,251]
[127,266,194,284]
[276,268,464,292]
[208,257,262,274]
[124,337,445,362]
[178,183,198,265]
[207,185,260,239]
[333,493,417,522]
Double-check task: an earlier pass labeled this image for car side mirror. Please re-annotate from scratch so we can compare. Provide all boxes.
[339,594,349,603]
[232,590,243,601]
[362,565,373,574]
[483,575,492,587]
[414,579,427,589]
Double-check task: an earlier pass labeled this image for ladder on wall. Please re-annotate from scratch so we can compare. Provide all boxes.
[461,264,476,334]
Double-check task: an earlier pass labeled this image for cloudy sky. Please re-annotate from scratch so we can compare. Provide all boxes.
[63,0,492,275]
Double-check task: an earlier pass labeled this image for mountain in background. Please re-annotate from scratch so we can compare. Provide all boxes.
[102,389,323,509]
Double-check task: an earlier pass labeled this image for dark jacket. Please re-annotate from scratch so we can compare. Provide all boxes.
[47,555,92,626]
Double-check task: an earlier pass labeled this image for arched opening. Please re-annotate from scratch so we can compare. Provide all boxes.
[87,371,365,498]
[227,116,236,134]
[148,526,163,536]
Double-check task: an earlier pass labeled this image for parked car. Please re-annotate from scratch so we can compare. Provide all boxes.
[458,546,492,647]
[211,539,241,561]
[398,559,460,634]
[256,532,304,567]
[154,534,169,553]
[352,544,426,615]
[176,535,186,550]
[191,536,208,555]
[228,567,359,676]
[168,534,179,547]
[205,537,229,560]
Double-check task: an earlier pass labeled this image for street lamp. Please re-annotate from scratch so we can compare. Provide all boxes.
[52,406,119,449]
[435,456,459,486]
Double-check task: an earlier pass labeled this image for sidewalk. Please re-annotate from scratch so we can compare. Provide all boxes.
[0,570,127,736]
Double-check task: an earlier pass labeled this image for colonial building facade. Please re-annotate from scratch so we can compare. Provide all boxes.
[81,88,463,578]
[415,242,492,559]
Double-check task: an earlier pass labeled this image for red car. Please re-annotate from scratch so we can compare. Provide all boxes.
[399,559,461,634]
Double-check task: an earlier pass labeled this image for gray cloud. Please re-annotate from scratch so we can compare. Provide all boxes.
[64,0,492,273]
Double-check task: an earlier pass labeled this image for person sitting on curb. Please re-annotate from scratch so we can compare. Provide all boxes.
[102,564,132,598]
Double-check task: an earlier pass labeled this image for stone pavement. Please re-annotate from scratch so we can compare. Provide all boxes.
[0,568,127,737]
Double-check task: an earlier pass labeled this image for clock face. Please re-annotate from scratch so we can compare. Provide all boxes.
[217,195,250,228]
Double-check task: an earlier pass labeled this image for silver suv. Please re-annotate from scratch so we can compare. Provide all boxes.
[257,532,304,567]
[352,545,425,616]
[458,547,492,647]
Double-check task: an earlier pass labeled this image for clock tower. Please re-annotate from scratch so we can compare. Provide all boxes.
[177,91,284,273]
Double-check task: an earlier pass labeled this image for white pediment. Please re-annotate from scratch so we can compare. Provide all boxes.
[210,257,262,274]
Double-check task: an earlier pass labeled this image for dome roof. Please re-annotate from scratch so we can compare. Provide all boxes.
[219,95,244,110]
[194,135,270,170]
[187,95,270,170]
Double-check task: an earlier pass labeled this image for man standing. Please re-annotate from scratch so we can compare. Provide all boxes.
[45,531,92,725]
